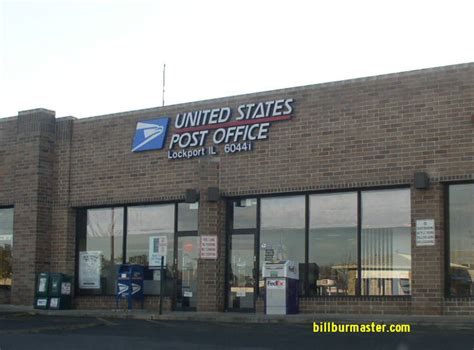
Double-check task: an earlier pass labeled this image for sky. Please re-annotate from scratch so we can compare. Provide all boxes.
[0,0,473,119]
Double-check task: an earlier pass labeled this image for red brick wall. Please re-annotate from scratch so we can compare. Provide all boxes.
[299,297,412,315]
[50,118,76,276]
[74,296,172,311]
[0,117,17,205]
[11,110,56,304]
[196,159,227,312]
[0,63,473,313]
[444,298,474,316]
[65,64,473,206]
[0,288,11,304]
[410,183,445,315]
[256,297,411,315]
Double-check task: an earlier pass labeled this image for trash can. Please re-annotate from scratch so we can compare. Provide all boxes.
[116,264,144,309]
[48,273,73,310]
[34,272,50,309]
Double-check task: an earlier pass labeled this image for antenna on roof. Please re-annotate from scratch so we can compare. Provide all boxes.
[162,63,166,107]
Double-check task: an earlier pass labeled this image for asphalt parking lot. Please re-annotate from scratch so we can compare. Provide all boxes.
[0,313,473,350]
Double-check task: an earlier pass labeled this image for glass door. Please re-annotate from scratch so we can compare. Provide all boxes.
[227,233,256,311]
[175,235,199,310]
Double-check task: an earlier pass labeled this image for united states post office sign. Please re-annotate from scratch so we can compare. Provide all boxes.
[131,98,294,160]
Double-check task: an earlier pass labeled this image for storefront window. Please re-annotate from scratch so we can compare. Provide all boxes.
[260,196,305,294]
[77,202,199,297]
[233,198,257,230]
[361,189,411,296]
[78,207,123,295]
[178,202,199,232]
[228,188,411,300]
[127,204,174,295]
[0,208,14,288]
[176,202,199,307]
[227,199,257,310]
[449,183,474,297]
[309,193,357,296]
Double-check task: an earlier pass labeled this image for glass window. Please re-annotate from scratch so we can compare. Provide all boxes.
[449,183,474,297]
[233,198,257,230]
[77,202,199,296]
[78,207,123,295]
[0,208,14,288]
[227,198,257,310]
[176,235,199,309]
[260,196,305,294]
[127,204,175,295]
[309,193,357,296]
[178,202,199,232]
[361,189,411,296]
[228,233,255,309]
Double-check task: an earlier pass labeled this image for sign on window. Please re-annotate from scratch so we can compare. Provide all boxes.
[149,236,167,268]
[416,219,435,246]
[79,251,101,289]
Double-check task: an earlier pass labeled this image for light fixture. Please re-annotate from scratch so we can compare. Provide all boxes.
[185,189,199,203]
[414,172,430,190]
[207,187,220,202]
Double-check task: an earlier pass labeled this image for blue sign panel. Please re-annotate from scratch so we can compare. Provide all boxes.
[131,118,169,152]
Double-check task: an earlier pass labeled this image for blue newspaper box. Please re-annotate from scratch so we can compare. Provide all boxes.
[116,264,144,309]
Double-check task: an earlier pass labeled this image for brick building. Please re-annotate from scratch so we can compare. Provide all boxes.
[0,63,473,315]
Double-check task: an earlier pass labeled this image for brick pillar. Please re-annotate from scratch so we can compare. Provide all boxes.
[12,109,56,305]
[50,117,76,276]
[411,182,445,315]
[196,158,226,312]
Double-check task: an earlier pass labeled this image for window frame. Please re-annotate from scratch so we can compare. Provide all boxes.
[0,206,14,290]
[445,180,474,298]
[75,201,198,296]
[308,191,358,297]
[226,184,412,299]
[259,194,306,296]
[225,198,260,311]
[359,188,412,296]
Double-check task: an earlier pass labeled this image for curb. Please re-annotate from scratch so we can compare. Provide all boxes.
[1,307,473,330]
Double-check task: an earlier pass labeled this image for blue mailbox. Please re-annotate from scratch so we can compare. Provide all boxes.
[116,264,144,309]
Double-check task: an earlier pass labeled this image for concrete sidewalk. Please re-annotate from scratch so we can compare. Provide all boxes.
[0,304,473,329]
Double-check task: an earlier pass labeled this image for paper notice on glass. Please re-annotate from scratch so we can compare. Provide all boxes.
[264,248,274,262]
[200,235,218,259]
[79,251,101,289]
[0,234,12,241]
[149,236,167,268]
[153,270,161,280]
[416,219,435,246]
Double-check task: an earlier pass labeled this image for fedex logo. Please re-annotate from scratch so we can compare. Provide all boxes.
[266,279,286,289]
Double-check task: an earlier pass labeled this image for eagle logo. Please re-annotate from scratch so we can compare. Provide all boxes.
[131,118,169,152]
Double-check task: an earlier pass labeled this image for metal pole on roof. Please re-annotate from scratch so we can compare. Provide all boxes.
[162,64,166,107]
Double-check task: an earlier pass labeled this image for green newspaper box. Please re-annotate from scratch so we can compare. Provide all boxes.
[48,273,72,310]
[34,272,50,309]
